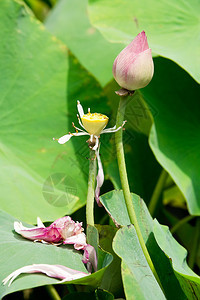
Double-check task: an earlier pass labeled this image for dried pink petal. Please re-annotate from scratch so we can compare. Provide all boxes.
[14,216,87,249]
[82,244,98,273]
[3,264,89,287]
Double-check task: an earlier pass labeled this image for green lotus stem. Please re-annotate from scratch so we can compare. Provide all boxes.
[45,285,61,300]
[148,169,168,217]
[188,218,200,269]
[171,215,195,234]
[115,95,163,291]
[86,148,97,226]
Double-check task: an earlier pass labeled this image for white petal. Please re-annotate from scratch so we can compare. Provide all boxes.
[92,136,99,151]
[101,121,126,134]
[101,125,116,133]
[2,264,89,286]
[14,221,38,233]
[58,132,89,144]
[77,114,86,130]
[95,148,104,206]
[37,217,45,228]
[77,100,84,118]
[58,134,73,144]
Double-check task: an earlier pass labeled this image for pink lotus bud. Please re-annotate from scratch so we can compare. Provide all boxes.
[112,31,154,91]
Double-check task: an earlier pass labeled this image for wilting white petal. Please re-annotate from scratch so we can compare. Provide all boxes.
[101,121,126,134]
[37,217,45,228]
[90,134,94,143]
[82,245,98,273]
[2,264,89,286]
[100,125,116,133]
[92,136,99,151]
[58,134,73,144]
[14,221,31,233]
[77,100,84,118]
[58,132,89,144]
[77,114,86,130]
[95,148,104,207]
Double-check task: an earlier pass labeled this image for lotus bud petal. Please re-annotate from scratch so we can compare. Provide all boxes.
[112,31,154,91]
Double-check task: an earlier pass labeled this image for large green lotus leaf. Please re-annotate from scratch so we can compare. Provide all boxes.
[153,220,200,299]
[45,0,122,87]
[0,210,113,298]
[0,0,109,223]
[163,210,195,259]
[0,0,71,222]
[88,0,200,83]
[113,226,166,300]
[100,190,197,299]
[141,57,200,215]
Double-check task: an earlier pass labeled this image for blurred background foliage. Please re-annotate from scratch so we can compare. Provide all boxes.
[0,0,200,299]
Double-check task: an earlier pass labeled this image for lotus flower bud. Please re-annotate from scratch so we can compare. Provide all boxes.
[112,31,154,91]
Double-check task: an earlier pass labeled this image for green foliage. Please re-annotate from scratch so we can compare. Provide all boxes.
[0,0,72,222]
[88,0,200,83]
[0,0,200,299]
[96,225,123,296]
[0,210,113,298]
[45,0,122,86]
[24,0,50,21]
[104,89,161,203]
[113,226,166,300]
[142,57,200,214]
[0,0,108,223]
[62,289,114,300]
[154,220,200,299]
[100,190,200,299]
[0,210,84,298]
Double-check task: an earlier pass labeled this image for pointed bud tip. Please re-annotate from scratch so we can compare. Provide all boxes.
[112,31,153,91]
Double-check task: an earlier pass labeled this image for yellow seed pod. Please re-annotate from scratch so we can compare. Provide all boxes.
[81,113,109,135]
